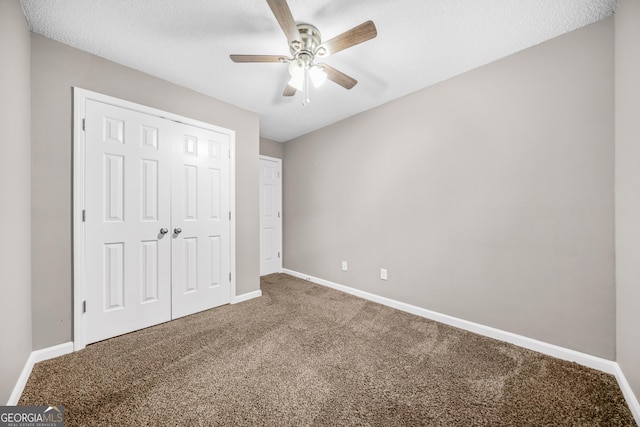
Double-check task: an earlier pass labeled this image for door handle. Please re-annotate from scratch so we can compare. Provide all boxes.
[174,228,182,235]
[160,228,169,235]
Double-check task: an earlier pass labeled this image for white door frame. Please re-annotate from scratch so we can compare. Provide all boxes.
[73,88,237,351]
[259,155,283,275]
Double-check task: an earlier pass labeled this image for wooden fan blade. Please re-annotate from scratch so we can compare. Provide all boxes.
[266,0,301,45]
[230,54,286,63]
[283,84,297,96]
[321,64,357,90]
[320,21,377,56]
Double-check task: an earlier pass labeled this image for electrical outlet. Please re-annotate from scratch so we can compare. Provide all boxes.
[380,268,388,280]
[342,261,348,271]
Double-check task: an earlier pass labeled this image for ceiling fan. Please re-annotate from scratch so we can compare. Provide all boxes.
[230,0,377,105]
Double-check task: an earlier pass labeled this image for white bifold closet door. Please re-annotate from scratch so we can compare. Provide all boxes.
[84,99,230,345]
[171,124,230,319]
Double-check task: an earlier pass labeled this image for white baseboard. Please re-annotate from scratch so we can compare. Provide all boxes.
[613,364,640,423]
[283,269,640,424]
[7,342,74,405]
[231,290,262,304]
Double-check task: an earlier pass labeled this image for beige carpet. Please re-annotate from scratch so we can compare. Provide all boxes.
[20,273,636,426]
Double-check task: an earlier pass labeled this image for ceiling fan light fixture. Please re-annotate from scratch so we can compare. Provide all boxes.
[309,65,327,88]
[288,59,305,90]
[288,72,304,91]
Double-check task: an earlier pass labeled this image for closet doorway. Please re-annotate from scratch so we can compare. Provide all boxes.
[74,89,236,348]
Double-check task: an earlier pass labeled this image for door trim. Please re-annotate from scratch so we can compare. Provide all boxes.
[259,155,283,275]
[73,88,236,350]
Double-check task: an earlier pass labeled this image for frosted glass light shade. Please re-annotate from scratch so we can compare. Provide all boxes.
[288,60,305,90]
[288,72,304,91]
[309,65,327,87]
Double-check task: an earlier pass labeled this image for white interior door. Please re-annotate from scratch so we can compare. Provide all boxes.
[171,123,231,319]
[84,100,172,344]
[260,157,282,276]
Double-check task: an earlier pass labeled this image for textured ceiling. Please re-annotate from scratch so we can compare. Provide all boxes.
[20,0,616,142]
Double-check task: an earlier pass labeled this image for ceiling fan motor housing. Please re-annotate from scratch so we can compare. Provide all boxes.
[290,24,323,63]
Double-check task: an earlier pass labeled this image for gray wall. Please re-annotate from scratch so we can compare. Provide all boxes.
[260,137,284,159]
[31,34,260,350]
[615,0,640,402]
[284,18,615,359]
[0,0,32,403]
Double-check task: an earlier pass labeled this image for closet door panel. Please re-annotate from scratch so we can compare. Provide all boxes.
[171,124,231,319]
[84,100,172,345]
